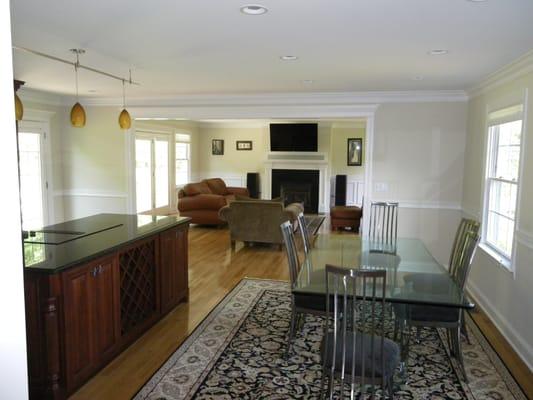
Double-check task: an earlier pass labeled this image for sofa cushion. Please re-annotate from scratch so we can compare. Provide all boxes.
[183,182,212,196]
[204,178,230,195]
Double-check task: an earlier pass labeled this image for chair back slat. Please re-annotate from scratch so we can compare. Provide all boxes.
[452,231,480,290]
[369,201,398,252]
[297,212,312,255]
[280,221,300,287]
[449,218,480,277]
[324,265,387,398]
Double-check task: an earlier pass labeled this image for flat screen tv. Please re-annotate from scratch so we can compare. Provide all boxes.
[270,123,318,152]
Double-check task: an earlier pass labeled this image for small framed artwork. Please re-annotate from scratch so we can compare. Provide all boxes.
[212,139,224,155]
[347,138,363,166]
[236,140,253,151]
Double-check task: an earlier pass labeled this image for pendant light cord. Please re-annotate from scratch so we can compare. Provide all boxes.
[122,79,126,108]
[74,52,80,101]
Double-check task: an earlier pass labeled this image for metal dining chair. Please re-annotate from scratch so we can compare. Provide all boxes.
[401,218,480,343]
[393,231,480,381]
[320,265,399,399]
[368,202,399,253]
[280,221,326,352]
[297,212,312,255]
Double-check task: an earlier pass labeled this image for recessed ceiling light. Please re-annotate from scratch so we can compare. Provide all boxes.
[88,89,98,93]
[302,80,314,84]
[412,76,424,81]
[467,0,487,2]
[240,4,268,15]
[429,49,449,55]
[280,55,298,61]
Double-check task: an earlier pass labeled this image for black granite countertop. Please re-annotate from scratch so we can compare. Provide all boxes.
[23,213,191,274]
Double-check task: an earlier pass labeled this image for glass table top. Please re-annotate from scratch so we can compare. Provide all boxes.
[293,235,474,309]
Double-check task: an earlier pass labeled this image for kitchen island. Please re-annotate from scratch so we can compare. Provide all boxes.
[23,213,191,399]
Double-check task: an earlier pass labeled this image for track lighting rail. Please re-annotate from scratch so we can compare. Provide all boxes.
[13,46,140,85]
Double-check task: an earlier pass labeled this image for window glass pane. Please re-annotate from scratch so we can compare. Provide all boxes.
[175,142,188,159]
[494,120,521,181]
[486,211,514,257]
[176,160,188,185]
[18,132,44,230]
[155,140,169,208]
[135,139,152,212]
[488,180,517,219]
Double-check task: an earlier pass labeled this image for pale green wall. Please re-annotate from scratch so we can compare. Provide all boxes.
[462,70,533,369]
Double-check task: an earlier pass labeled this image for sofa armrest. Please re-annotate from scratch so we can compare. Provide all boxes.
[227,187,250,197]
[219,205,231,222]
[284,203,304,222]
[178,194,226,212]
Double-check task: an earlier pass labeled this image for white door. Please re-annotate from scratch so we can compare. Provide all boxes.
[135,133,171,213]
[18,123,49,230]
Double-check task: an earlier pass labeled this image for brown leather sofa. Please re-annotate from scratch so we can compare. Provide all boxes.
[177,178,250,225]
[219,199,304,249]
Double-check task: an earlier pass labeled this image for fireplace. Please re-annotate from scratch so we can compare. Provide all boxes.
[272,169,320,213]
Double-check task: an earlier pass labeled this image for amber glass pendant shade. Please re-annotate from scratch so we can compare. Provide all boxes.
[118,109,131,130]
[70,102,86,127]
[15,93,24,121]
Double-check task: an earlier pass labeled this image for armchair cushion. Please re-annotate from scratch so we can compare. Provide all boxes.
[204,178,231,195]
[178,194,226,212]
[183,182,211,196]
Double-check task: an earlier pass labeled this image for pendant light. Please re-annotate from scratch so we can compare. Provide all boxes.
[118,78,131,130]
[70,49,86,127]
[15,93,23,121]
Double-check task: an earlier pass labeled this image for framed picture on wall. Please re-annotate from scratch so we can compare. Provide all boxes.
[347,138,363,166]
[236,140,253,150]
[212,139,224,155]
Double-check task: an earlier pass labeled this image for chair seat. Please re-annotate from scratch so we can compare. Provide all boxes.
[322,331,400,380]
[393,303,460,323]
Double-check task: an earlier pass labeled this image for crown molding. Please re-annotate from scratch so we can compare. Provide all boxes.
[468,50,533,98]
[18,87,65,107]
[69,90,468,108]
[16,88,469,109]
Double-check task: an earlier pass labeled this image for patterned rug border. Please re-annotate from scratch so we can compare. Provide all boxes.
[134,278,288,400]
[462,313,528,399]
[135,278,527,400]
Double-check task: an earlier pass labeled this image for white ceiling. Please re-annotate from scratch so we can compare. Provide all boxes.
[10,0,533,98]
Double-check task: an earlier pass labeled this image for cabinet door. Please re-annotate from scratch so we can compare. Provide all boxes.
[63,264,95,389]
[175,226,189,301]
[160,226,189,314]
[92,257,120,362]
[160,227,177,313]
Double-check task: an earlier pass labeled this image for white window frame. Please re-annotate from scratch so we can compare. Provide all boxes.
[480,91,528,274]
[175,132,191,188]
[18,119,54,227]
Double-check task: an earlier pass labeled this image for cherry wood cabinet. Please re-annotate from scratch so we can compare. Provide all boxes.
[24,222,189,399]
[160,226,189,314]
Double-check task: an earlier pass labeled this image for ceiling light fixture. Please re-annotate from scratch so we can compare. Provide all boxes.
[280,55,298,61]
[302,80,314,84]
[240,4,268,15]
[428,49,449,55]
[118,72,132,130]
[412,76,424,81]
[70,49,86,128]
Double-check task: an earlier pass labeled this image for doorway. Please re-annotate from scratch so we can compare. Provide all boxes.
[135,132,171,213]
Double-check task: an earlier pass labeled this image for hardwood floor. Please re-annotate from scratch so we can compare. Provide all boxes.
[70,221,532,399]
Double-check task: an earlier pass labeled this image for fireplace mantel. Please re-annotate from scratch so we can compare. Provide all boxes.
[263,152,329,213]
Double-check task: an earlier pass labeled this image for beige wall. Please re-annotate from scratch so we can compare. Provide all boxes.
[329,123,366,177]
[462,70,533,370]
[372,102,468,265]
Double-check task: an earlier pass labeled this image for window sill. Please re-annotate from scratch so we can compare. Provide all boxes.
[478,242,515,277]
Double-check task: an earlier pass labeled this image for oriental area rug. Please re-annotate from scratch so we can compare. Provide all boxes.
[135,279,526,400]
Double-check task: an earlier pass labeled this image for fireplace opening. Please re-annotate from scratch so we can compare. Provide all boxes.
[272,169,319,213]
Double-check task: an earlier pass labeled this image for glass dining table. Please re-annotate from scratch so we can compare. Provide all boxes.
[293,234,474,310]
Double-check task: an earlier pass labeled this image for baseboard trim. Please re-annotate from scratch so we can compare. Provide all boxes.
[467,281,533,372]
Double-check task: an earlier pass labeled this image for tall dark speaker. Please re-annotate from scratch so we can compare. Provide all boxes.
[246,172,260,198]
[335,175,347,206]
